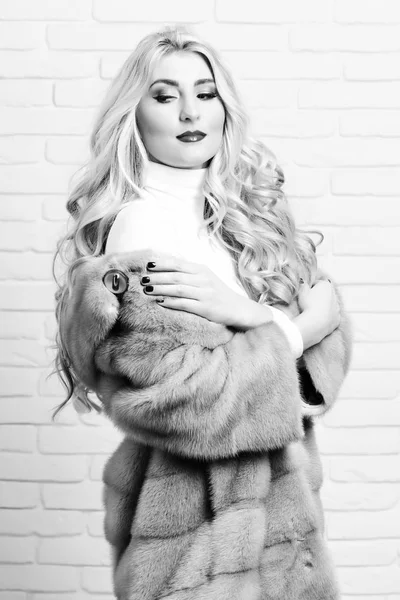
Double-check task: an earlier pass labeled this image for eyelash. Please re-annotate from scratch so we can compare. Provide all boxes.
[154,93,218,104]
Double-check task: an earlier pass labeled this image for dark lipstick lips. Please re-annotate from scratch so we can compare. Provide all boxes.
[176,130,206,140]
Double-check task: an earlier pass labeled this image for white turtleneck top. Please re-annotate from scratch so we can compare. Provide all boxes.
[105,160,303,358]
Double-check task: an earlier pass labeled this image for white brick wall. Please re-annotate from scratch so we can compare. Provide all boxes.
[0,1,399,597]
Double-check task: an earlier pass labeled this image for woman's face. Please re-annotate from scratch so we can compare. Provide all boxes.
[136,51,226,169]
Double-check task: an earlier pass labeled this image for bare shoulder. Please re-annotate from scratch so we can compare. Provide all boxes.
[105,200,150,254]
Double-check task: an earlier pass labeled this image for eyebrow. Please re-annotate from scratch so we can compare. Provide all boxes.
[149,78,215,89]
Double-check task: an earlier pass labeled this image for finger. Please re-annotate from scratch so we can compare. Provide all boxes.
[140,272,202,287]
[155,296,204,316]
[146,256,199,274]
[143,284,202,300]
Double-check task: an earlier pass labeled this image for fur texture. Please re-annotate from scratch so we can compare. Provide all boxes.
[60,250,352,600]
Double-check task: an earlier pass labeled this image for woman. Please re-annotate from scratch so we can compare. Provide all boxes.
[54,25,352,600]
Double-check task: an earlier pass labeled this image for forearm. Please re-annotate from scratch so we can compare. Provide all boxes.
[292,310,326,351]
[241,300,304,358]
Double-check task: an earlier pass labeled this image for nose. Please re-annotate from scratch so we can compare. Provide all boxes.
[179,95,200,122]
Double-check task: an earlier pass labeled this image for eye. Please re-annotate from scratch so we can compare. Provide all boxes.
[103,270,129,295]
[154,92,218,103]
[154,95,175,103]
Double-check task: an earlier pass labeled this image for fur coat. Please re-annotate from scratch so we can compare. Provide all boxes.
[59,249,352,600]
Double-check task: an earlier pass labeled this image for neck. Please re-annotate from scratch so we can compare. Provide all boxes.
[143,160,208,223]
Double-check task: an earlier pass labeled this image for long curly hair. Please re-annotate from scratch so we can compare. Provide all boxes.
[52,24,323,418]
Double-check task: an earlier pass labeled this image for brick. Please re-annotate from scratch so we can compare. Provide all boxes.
[0,593,26,600]
[48,23,165,51]
[0,509,84,537]
[81,566,113,594]
[0,197,42,221]
[276,138,400,168]
[0,107,94,135]
[0,0,91,19]
[39,423,120,454]
[350,342,400,370]
[0,136,45,162]
[38,535,110,566]
[299,82,400,109]
[86,511,105,537]
[338,370,400,398]
[223,51,341,81]
[255,110,336,140]
[317,426,400,455]
[290,197,400,226]
[90,454,110,481]
[0,453,88,482]
[38,367,68,397]
[195,23,287,51]
[0,425,37,451]
[335,0,400,23]
[0,367,40,396]
[323,398,400,428]
[32,595,115,600]
[0,340,49,367]
[290,24,400,52]
[0,22,44,49]
[326,507,400,540]
[42,482,103,510]
[46,136,90,163]
[0,564,79,592]
[320,480,400,511]
[331,168,400,196]
[0,397,78,425]
[53,78,109,108]
[351,314,400,341]
[334,227,400,255]
[0,164,78,193]
[47,21,287,51]
[0,537,35,563]
[0,253,56,281]
[42,196,69,221]
[0,482,40,508]
[0,50,98,79]
[340,110,400,137]
[344,54,400,81]
[325,257,400,284]
[240,82,295,110]
[0,311,46,339]
[216,0,329,22]
[329,539,398,566]
[94,0,213,22]
[340,285,400,312]
[330,455,400,483]
[0,80,52,106]
[0,282,55,310]
[337,565,400,594]
[32,595,82,600]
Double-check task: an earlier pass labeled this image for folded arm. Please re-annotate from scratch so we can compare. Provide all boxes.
[59,251,306,461]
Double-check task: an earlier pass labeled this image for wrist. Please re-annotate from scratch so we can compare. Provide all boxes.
[293,310,325,351]
[236,299,273,331]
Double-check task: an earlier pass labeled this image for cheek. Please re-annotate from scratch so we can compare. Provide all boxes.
[137,104,172,138]
[209,102,226,135]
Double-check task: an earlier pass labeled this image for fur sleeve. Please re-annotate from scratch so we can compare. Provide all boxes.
[298,272,353,418]
[59,251,306,460]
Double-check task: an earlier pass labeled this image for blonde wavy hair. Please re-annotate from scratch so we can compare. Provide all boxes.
[52,24,323,418]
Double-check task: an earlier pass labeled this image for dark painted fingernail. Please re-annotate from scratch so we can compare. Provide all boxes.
[299,278,304,284]
[141,276,150,284]
[156,298,164,303]
[145,285,153,292]
[147,262,156,269]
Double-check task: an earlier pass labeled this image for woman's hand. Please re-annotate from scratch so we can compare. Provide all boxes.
[297,279,341,339]
[141,255,263,329]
